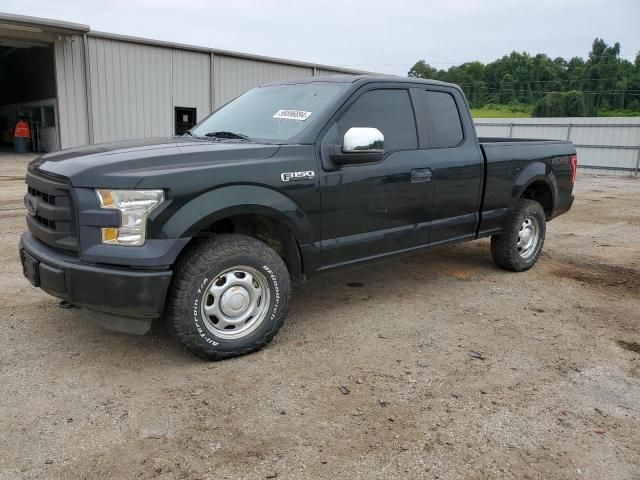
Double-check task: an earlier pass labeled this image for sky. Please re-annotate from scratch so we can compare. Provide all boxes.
[3,0,640,75]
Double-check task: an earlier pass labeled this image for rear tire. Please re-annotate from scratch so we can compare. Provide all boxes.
[491,199,546,272]
[166,234,291,360]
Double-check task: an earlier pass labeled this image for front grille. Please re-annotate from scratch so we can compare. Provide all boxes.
[25,171,79,252]
[69,195,78,239]
[34,215,55,229]
[28,186,55,205]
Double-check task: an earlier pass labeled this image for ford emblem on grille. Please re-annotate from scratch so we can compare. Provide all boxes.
[24,195,38,217]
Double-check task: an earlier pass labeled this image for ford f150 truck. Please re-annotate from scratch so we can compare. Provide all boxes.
[19,75,576,359]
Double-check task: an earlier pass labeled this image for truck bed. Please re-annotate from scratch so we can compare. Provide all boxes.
[477,137,576,237]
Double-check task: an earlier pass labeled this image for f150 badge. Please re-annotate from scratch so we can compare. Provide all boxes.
[280,171,315,182]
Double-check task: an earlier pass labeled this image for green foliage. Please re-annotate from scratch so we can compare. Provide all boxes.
[472,102,533,118]
[408,60,439,79]
[409,38,640,117]
[563,91,588,116]
[532,92,565,117]
[532,91,587,117]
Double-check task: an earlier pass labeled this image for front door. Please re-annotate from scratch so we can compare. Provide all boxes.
[319,88,433,268]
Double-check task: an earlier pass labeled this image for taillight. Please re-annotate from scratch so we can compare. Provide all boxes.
[569,154,577,185]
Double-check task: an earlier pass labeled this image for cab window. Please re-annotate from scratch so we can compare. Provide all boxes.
[337,89,417,152]
[413,90,464,148]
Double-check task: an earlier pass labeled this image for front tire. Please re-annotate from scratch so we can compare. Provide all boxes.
[166,234,291,360]
[491,199,546,272]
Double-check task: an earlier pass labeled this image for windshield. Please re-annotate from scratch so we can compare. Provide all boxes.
[190,82,348,142]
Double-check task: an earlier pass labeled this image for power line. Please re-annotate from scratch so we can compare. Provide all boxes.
[453,77,640,86]
[530,90,640,94]
[336,54,638,68]
[338,53,638,70]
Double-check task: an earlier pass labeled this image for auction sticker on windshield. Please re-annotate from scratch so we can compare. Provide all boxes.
[273,110,312,121]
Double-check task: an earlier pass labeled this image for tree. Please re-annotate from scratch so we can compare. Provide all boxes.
[407,38,640,116]
[533,92,565,117]
[533,91,587,117]
[444,61,486,107]
[563,91,588,116]
[408,61,440,79]
[584,38,622,112]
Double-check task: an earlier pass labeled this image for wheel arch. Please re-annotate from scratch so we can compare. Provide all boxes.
[511,163,558,217]
[161,185,311,283]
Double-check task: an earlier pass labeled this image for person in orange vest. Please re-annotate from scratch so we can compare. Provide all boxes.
[13,117,31,153]
[14,118,30,138]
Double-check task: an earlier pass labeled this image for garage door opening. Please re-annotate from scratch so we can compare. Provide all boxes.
[0,40,58,153]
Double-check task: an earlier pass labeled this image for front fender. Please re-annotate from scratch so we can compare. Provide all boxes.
[160,185,313,244]
[511,162,558,211]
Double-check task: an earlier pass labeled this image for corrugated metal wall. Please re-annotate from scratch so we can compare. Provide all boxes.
[54,34,89,148]
[173,49,212,121]
[475,117,640,177]
[86,37,173,143]
[314,68,347,77]
[213,55,314,108]
[52,33,356,148]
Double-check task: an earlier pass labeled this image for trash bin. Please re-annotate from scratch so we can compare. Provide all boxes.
[14,137,29,153]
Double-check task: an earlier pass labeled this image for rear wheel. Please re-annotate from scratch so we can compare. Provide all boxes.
[491,199,546,272]
[166,234,291,360]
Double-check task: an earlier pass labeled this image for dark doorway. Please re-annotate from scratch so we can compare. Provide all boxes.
[175,107,197,135]
[0,41,57,152]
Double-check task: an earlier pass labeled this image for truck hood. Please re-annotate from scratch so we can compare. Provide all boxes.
[30,137,280,188]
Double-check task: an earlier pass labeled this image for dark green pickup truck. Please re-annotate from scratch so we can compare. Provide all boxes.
[19,75,576,359]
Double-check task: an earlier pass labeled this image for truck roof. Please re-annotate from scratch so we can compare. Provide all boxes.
[262,75,459,90]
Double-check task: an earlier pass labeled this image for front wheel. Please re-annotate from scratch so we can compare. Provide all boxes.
[166,234,291,360]
[491,199,546,272]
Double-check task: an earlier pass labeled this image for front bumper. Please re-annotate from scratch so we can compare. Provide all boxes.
[19,231,172,319]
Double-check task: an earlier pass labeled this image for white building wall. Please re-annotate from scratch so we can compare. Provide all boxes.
[87,36,173,143]
[54,34,89,148]
[1,13,366,150]
[83,38,345,143]
[315,68,350,76]
[213,55,314,108]
[50,31,362,148]
[172,49,212,122]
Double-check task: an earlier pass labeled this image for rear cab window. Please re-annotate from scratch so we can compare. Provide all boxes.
[413,90,464,148]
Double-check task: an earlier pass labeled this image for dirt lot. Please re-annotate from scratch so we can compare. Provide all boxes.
[1,152,639,480]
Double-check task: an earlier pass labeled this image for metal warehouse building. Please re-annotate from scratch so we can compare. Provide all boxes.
[0,12,362,152]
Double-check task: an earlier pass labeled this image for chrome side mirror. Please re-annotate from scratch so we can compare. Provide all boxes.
[342,127,384,153]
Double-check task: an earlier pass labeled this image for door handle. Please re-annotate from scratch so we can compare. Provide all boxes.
[411,168,432,183]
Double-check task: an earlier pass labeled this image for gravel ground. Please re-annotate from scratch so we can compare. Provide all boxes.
[1,153,639,480]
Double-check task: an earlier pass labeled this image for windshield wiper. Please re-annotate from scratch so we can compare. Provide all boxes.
[204,131,250,141]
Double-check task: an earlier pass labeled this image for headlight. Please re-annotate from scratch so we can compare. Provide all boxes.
[96,189,164,246]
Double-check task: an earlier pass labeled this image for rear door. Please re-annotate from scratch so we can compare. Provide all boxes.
[318,86,433,267]
[410,87,484,244]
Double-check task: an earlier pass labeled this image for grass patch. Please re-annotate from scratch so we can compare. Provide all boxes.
[471,107,532,118]
[471,104,640,118]
[596,109,640,117]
